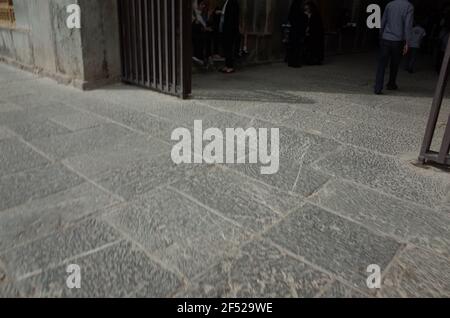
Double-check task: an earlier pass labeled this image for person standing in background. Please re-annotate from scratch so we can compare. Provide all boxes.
[405,20,426,73]
[219,0,240,74]
[374,0,414,95]
[287,0,307,68]
[303,1,325,65]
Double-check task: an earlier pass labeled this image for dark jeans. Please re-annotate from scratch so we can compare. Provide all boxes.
[375,39,404,93]
[223,32,239,68]
[405,47,419,72]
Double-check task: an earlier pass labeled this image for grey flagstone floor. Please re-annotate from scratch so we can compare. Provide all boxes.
[0,53,449,298]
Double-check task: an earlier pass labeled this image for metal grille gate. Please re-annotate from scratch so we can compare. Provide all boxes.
[118,0,192,98]
[419,38,450,167]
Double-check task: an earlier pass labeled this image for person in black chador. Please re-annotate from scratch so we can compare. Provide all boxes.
[287,0,307,68]
[303,1,325,65]
[219,0,240,73]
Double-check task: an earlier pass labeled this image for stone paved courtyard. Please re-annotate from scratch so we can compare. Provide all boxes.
[0,53,449,298]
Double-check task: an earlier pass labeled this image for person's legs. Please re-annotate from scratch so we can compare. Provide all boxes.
[223,32,235,69]
[387,41,403,89]
[192,25,204,61]
[408,48,418,73]
[375,40,391,94]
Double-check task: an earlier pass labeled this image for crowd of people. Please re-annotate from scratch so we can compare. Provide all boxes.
[191,0,450,84]
[192,0,326,74]
[192,0,241,74]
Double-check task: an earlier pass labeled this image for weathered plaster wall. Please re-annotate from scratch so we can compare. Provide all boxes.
[78,0,121,86]
[0,0,121,89]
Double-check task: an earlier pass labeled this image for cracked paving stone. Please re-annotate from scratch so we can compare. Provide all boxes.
[14,241,182,298]
[264,204,402,290]
[379,246,450,298]
[0,138,50,177]
[177,239,331,298]
[251,119,341,165]
[310,179,450,257]
[314,146,450,208]
[0,183,120,253]
[172,166,302,232]
[0,218,122,279]
[230,160,331,197]
[104,187,248,279]
[0,163,84,212]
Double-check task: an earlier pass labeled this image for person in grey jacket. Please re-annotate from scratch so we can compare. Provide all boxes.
[374,0,414,95]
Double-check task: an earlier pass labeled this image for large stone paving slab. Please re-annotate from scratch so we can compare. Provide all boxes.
[319,281,368,298]
[49,111,109,131]
[171,166,302,232]
[104,188,248,279]
[251,119,342,165]
[328,102,427,132]
[63,134,171,179]
[67,99,181,140]
[90,154,203,201]
[0,183,119,253]
[310,179,450,257]
[231,161,331,197]
[379,247,450,298]
[0,218,122,279]
[177,240,331,298]
[0,138,50,177]
[314,146,450,208]
[0,163,84,212]
[28,123,135,160]
[0,126,15,140]
[265,204,402,290]
[14,241,182,298]
[330,120,422,156]
[3,119,72,141]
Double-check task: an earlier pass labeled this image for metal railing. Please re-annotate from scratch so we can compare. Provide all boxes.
[118,0,192,98]
[419,38,450,167]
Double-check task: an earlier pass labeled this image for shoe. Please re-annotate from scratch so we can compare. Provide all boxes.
[220,68,235,74]
[386,84,398,90]
[192,57,204,66]
[374,90,383,95]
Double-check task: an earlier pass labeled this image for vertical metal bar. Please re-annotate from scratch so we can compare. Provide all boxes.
[151,0,157,88]
[126,0,133,81]
[145,0,151,87]
[157,0,163,90]
[180,0,192,98]
[164,0,170,92]
[420,37,450,161]
[438,116,450,163]
[132,0,138,81]
[138,0,145,85]
[171,0,177,94]
[136,0,142,84]
[118,0,125,79]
